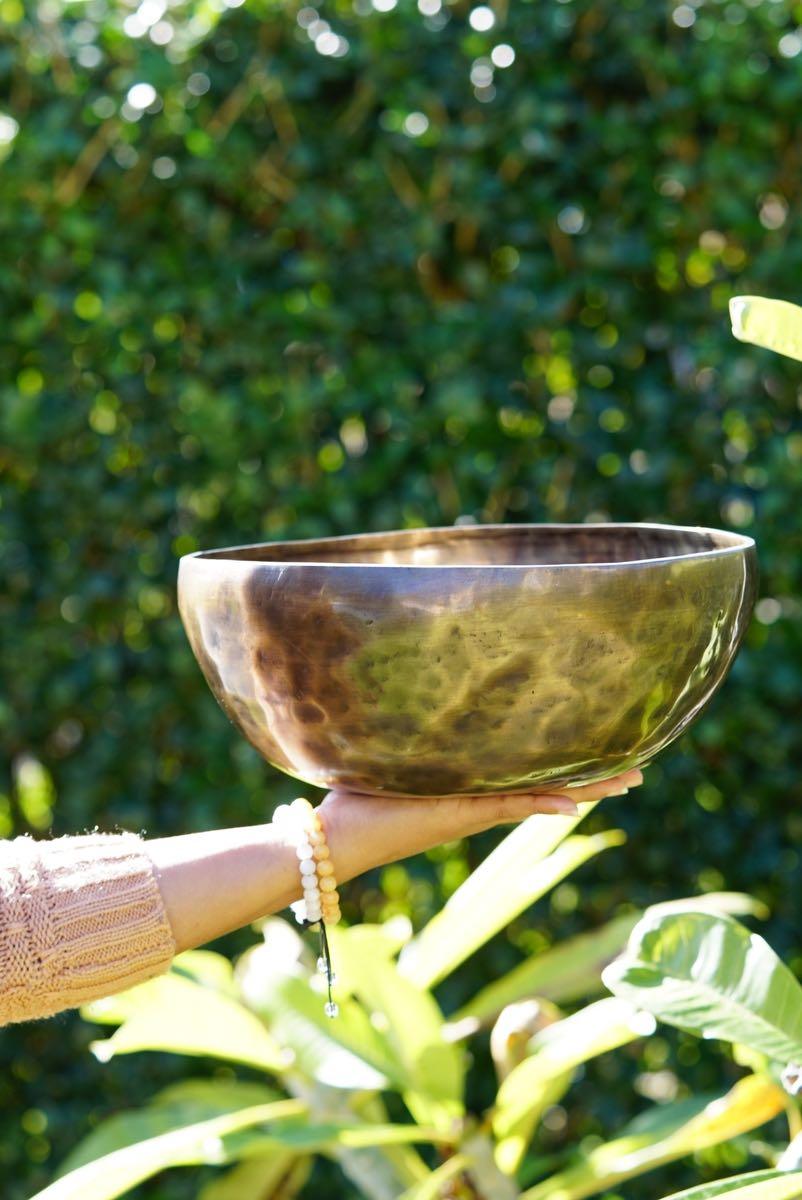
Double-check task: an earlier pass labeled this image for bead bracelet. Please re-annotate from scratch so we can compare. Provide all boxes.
[272,797,341,1017]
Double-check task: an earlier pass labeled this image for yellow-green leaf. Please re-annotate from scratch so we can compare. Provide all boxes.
[399,816,622,990]
[84,973,286,1073]
[521,1075,786,1200]
[328,928,463,1131]
[660,1170,802,1200]
[397,1155,473,1200]
[31,1098,306,1200]
[198,1154,311,1200]
[730,295,802,362]
[452,893,763,1030]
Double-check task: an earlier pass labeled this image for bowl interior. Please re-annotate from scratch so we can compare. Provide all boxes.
[197,523,747,568]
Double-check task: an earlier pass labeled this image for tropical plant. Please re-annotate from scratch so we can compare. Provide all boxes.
[31,805,784,1200]
[605,907,802,1199]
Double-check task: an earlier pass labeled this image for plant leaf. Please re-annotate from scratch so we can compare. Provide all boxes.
[240,956,403,1090]
[397,1154,473,1200]
[328,926,464,1130]
[520,1075,786,1200]
[58,1082,283,1176]
[453,892,767,1030]
[45,1077,453,1200]
[659,1170,802,1200]
[603,910,802,1065]
[83,972,286,1072]
[399,819,623,990]
[493,998,654,1174]
[730,295,802,362]
[33,1097,307,1200]
[198,1154,311,1200]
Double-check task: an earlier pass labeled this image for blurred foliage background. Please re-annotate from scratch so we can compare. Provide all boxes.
[3,0,802,1195]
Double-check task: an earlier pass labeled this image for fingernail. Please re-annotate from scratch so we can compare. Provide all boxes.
[535,796,578,814]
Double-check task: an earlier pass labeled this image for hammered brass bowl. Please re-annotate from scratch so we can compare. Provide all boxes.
[177,523,756,797]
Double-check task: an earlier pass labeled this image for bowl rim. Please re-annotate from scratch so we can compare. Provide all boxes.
[180,522,756,571]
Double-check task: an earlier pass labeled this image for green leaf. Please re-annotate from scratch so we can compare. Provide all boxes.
[83,972,286,1072]
[244,947,462,1126]
[453,912,639,1028]
[33,1096,308,1200]
[47,1077,451,1200]
[239,954,403,1090]
[59,1082,282,1175]
[328,925,464,1131]
[198,1154,311,1200]
[659,1170,802,1200]
[603,910,802,1065]
[453,893,766,1031]
[252,1120,455,1150]
[330,1090,432,1200]
[520,1075,786,1200]
[493,998,654,1174]
[399,813,622,990]
[730,295,802,362]
[397,1154,473,1200]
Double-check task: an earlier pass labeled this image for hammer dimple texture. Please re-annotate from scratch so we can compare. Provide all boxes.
[178,525,756,797]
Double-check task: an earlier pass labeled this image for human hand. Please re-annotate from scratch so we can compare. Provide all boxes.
[318,768,643,885]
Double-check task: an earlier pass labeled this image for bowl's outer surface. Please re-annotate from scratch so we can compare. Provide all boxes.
[178,524,757,797]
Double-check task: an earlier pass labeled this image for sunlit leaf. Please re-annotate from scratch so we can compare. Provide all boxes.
[603,910,802,1065]
[33,1096,307,1200]
[397,1154,473,1200]
[198,1154,311,1200]
[452,893,764,1030]
[241,962,401,1090]
[452,912,639,1028]
[59,1082,283,1175]
[493,998,655,1173]
[399,813,622,990]
[520,1075,786,1200]
[659,1169,802,1200]
[730,295,802,363]
[83,972,286,1072]
[328,929,464,1130]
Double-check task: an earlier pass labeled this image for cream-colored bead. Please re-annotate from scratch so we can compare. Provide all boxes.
[323,910,341,926]
[291,797,314,815]
[317,859,335,877]
[319,876,337,893]
[308,828,325,845]
[312,843,330,861]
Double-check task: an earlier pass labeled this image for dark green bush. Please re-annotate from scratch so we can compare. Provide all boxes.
[2,0,802,1195]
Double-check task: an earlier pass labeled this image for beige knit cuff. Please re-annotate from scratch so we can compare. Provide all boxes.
[0,832,176,1026]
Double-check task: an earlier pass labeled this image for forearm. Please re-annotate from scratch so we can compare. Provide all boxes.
[146,821,307,953]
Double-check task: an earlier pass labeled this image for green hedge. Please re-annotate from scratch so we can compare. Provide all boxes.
[2,0,802,1195]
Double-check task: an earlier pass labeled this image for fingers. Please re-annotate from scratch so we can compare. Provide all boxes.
[461,767,644,833]
[526,794,580,815]
[554,768,643,804]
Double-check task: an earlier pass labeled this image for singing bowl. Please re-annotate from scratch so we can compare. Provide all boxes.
[178,523,756,797]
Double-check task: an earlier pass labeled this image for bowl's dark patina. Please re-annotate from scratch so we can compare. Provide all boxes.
[178,523,756,797]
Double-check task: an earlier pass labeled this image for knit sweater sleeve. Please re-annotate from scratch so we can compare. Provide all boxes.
[0,833,176,1027]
